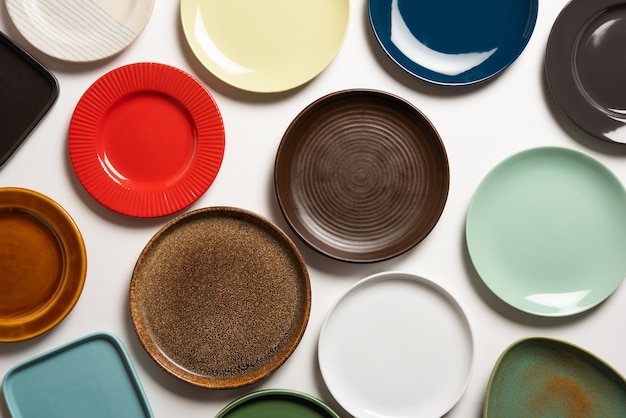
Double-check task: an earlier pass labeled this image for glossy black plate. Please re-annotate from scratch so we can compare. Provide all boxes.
[0,31,58,167]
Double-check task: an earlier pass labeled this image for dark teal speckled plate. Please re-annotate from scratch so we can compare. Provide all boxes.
[484,337,626,417]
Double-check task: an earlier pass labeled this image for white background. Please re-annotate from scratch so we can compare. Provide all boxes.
[2,0,626,417]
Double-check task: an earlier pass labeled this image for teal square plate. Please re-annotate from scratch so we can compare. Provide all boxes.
[2,332,153,418]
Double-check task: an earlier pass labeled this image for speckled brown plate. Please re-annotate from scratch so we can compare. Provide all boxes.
[129,207,311,389]
[545,0,626,143]
[0,187,86,342]
[274,89,449,262]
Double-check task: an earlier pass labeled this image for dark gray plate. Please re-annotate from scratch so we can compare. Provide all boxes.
[546,0,626,143]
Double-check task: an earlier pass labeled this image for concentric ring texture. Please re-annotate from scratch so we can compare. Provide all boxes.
[275,90,449,262]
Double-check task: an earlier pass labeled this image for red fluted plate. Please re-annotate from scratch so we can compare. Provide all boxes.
[69,62,225,218]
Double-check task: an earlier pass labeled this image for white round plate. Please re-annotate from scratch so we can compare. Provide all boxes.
[318,272,473,418]
[6,0,155,62]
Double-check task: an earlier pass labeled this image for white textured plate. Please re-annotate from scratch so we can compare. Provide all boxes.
[6,0,155,62]
[318,272,473,418]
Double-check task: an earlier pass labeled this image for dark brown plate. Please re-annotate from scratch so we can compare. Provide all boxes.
[0,188,86,342]
[0,32,58,167]
[274,89,449,262]
[546,0,626,143]
[129,207,311,389]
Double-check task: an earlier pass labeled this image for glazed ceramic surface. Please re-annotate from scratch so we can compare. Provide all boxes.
[0,188,86,342]
[2,333,153,417]
[68,62,225,218]
[484,337,626,417]
[546,0,626,143]
[130,207,311,389]
[466,147,626,316]
[368,0,538,85]
[180,0,349,92]
[216,389,340,418]
[0,32,58,167]
[318,272,473,418]
[5,0,154,62]
[274,89,449,262]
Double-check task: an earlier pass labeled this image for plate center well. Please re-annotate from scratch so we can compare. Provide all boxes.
[0,210,63,319]
[98,91,196,188]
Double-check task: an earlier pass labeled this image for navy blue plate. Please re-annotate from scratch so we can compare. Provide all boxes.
[368,0,538,86]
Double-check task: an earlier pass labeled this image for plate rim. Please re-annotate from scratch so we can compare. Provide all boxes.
[5,0,155,62]
[179,0,350,93]
[317,271,474,418]
[68,62,225,218]
[274,88,449,263]
[465,146,626,316]
[129,206,311,389]
[215,389,340,418]
[0,187,87,342]
[545,0,626,143]
[368,0,539,86]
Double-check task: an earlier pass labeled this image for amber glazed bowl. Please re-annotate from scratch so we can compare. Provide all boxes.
[0,187,86,342]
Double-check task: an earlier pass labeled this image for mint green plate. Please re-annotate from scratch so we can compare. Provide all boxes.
[484,337,626,417]
[216,389,339,418]
[466,147,626,316]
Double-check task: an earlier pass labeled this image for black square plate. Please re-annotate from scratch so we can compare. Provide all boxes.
[0,31,58,167]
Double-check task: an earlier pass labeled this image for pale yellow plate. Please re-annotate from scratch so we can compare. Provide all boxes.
[180,0,350,93]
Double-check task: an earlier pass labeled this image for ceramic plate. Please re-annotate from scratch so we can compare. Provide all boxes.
[274,89,449,262]
[545,0,626,143]
[466,147,626,316]
[3,332,153,417]
[484,337,626,417]
[69,62,225,218]
[0,187,86,342]
[130,207,311,389]
[318,272,474,418]
[5,0,154,62]
[0,31,58,168]
[180,0,349,93]
[216,389,340,418]
[368,0,538,85]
